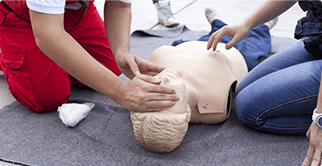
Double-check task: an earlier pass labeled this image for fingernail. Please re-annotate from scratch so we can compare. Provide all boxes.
[176,96,180,100]
[172,101,176,105]
[135,71,140,75]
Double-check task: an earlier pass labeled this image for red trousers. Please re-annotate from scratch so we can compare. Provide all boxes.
[0,2,121,113]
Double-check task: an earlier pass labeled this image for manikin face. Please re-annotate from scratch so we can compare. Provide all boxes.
[153,68,189,114]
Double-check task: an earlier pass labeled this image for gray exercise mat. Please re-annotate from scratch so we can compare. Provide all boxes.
[0,25,307,166]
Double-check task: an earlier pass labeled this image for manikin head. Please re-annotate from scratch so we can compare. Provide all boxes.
[130,68,192,153]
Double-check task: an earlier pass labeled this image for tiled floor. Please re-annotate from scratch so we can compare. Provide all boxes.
[0,0,304,165]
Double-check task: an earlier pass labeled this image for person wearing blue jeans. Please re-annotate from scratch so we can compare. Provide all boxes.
[207,2,321,136]
[235,39,320,135]
[206,1,322,165]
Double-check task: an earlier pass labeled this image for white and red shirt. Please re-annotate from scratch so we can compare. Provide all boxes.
[26,0,132,14]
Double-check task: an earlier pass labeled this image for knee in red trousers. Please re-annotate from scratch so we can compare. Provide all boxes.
[2,49,71,113]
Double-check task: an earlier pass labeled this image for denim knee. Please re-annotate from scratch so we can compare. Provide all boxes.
[235,89,314,135]
[235,93,259,129]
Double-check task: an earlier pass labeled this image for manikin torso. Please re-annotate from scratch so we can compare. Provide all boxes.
[147,41,248,124]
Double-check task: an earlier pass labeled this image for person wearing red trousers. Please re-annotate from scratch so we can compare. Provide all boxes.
[0,0,179,113]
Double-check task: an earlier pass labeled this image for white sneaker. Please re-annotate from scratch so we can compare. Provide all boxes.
[205,7,217,25]
[155,0,180,27]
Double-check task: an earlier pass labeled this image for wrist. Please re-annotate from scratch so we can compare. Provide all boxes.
[312,108,322,128]
[316,103,322,113]
[113,47,130,58]
[241,18,255,32]
[114,81,127,106]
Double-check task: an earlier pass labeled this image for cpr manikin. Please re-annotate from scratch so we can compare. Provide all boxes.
[131,41,248,153]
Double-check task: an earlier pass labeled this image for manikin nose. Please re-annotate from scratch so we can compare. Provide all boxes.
[159,76,171,84]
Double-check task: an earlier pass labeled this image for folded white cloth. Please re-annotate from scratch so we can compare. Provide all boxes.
[57,103,95,127]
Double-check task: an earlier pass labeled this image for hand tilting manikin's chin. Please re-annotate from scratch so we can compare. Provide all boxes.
[154,68,189,114]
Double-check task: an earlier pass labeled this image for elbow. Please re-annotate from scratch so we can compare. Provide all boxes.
[31,26,47,50]
[29,10,65,51]
[33,33,42,49]
[33,32,51,53]
[32,26,64,51]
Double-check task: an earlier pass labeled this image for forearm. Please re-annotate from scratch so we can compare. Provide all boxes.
[30,11,126,103]
[104,1,132,57]
[242,0,297,30]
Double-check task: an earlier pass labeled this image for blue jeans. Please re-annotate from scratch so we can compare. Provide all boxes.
[172,19,271,71]
[295,17,322,58]
[236,40,322,135]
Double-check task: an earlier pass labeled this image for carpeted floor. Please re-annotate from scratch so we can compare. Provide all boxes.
[0,25,306,166]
